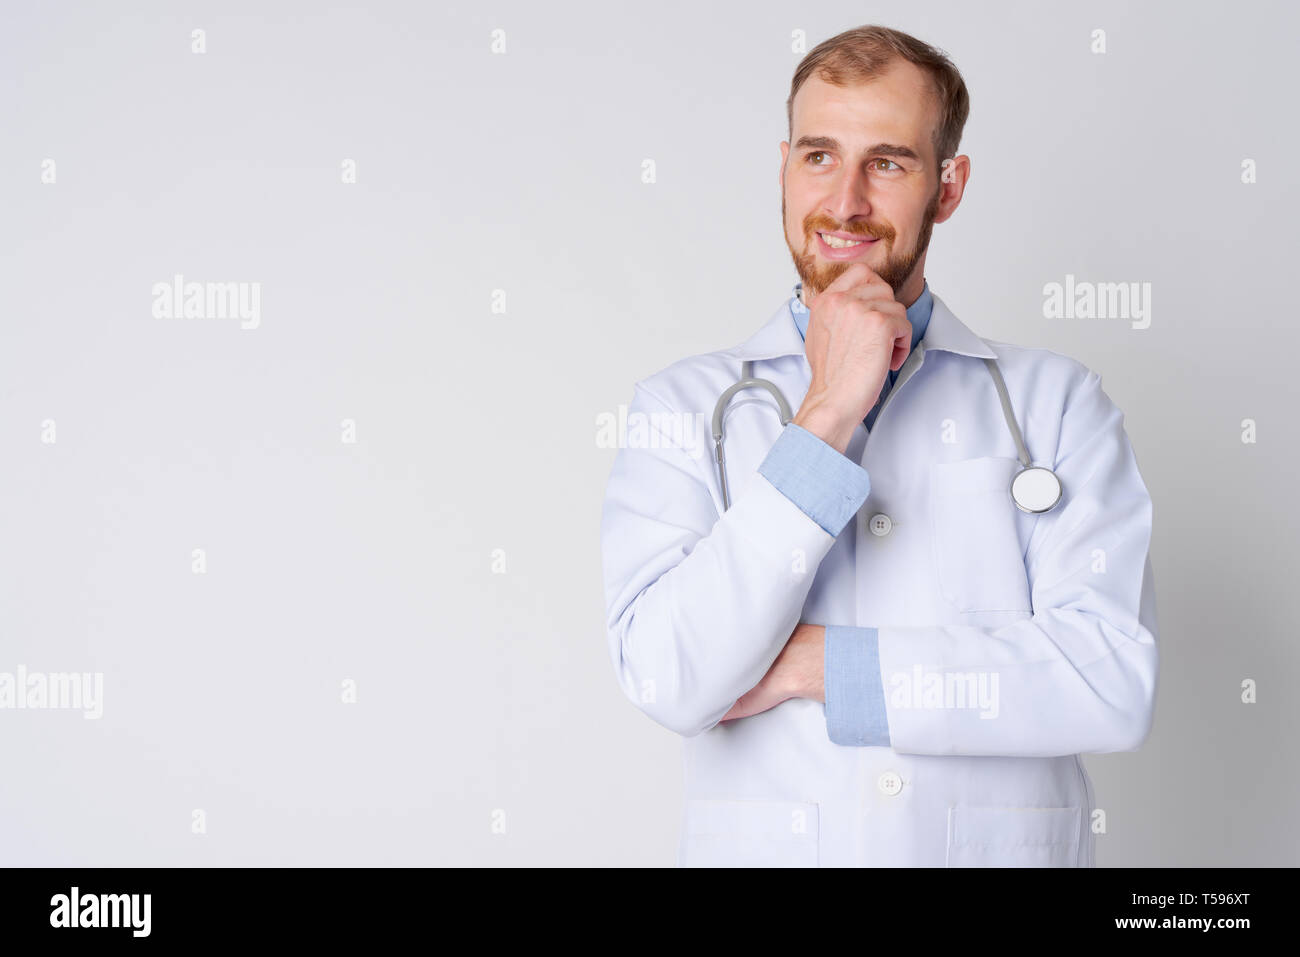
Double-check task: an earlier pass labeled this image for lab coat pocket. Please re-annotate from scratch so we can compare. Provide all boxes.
[945,806,1082,867]
[930,456,1032,613]
[679,798,819,868]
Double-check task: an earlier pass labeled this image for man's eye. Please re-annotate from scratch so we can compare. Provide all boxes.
[807,151,830,165]
[872,158,902,171]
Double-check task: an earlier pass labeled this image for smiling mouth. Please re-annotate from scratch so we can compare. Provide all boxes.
[817,231,877,249]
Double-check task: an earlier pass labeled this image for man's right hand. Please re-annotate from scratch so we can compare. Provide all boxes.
[792,262,913,454]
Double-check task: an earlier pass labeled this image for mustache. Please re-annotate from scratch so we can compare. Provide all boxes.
[806,220,894,241]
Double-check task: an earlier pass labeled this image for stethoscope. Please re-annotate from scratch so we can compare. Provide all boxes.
[710,355,1063,515]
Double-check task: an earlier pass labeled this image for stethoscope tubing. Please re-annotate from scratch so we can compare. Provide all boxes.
[711,354,1061,514]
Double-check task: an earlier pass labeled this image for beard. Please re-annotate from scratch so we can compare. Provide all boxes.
[783,182,941,297]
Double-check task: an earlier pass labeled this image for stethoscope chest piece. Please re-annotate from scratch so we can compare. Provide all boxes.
[1010,465,1062,514]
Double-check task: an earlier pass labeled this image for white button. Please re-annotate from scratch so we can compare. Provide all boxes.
[868,513,892,536]
[877,771,903,796]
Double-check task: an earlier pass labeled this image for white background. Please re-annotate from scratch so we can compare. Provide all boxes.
[1,0,1296,865]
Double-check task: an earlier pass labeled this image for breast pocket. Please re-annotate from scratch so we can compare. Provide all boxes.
[945,806,1082,867]
[679,799,819,868]
[930,456,1032,613]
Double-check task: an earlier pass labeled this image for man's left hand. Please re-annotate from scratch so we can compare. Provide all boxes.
[721,623,826,721]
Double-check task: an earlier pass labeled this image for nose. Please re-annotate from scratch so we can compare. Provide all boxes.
[826,163,872,226]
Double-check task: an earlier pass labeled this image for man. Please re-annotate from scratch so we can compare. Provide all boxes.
[600,25,1157,867]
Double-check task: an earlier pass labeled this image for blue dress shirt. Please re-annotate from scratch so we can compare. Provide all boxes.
[755,279,934,747]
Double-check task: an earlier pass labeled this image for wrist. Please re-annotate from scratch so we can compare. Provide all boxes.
[810,625,827,702]
[792,400,856,455]
[786,623,826,701]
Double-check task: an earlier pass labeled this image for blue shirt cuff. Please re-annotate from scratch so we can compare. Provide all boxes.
[757,423,870,537]
[824,626,891,747]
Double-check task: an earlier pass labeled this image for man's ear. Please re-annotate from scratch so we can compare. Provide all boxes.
[933,154,971,225]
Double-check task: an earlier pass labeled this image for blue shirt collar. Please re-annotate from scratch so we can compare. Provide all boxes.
[790,278,933,353]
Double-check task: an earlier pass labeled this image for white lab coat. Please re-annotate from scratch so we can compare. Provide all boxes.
[600,290,1158,867]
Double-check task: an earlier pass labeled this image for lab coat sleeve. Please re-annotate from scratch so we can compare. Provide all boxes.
[874,368,1159,757]
[600,382,865,737]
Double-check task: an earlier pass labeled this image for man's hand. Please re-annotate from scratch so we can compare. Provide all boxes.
[793,263,913,454]
[721,623,826,722]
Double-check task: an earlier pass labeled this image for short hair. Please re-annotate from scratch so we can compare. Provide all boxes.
[787,25,971,171]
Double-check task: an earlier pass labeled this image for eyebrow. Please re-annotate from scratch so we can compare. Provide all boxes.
[794,135,922,162]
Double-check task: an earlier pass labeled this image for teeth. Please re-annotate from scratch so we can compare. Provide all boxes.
[820,232,868,248]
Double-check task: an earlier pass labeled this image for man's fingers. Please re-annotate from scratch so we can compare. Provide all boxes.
[891,317,913,370]
[821,261,889,296]
[720,682,787,722]
[722,693,754,722]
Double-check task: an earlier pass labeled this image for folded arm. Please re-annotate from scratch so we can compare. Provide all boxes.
[600,382,869,736]
[819,369,1159,756]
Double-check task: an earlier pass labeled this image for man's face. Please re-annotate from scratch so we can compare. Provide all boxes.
[780,62,962,301]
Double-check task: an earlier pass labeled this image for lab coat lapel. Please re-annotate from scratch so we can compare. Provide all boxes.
[719,290,1000,451]
[873,293,997,423]
[726,290,998,364]
[923,293,998,360]
[727,300,807,362]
